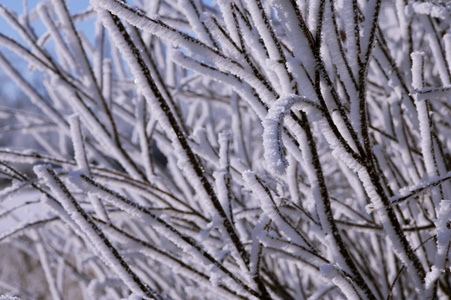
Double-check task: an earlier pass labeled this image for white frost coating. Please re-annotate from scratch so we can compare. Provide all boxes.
[215,132,232,219]
[331,110,358,154]
[3,0,451,297]
[286,105,366,280]
[93,20,105,87]
[360,0,379,60]
[218,0,240,45]
[249,216,269,279]
[189,128,218,166]
[93,0,273,102]
[356,166,425,290]
[240,0,293,95]
[262,97,291,175]
[286,155,300,205]
[41,194,86,237]
[408,2,451,19]
[445,34,451,73]
[0,53,67,132]
[421,15,451,85]
[320,264,361,300]
[214,170,231,219]
[323,3,358,108]
[32,230,62,300]
[342,0,360,80]
[272,0,315,72]
[243,171,312,248]
[242,0,278,59]
[102,59,113,106]
[307,0,321,37]
[393,173,451,204]
[262,95,314,175]
[200,13,241,59]
[412,52,441,207]
[414,86,451,101]
[171,50,269,118]
[54,77,143,180]
[313,88,425,289]
[33,165,151,298]
[390,101,421,183]
[0,5,50,66]
[88,193,110,223]
[179,0,215,47]
[51,0,97,89]
[104,228,239,299]
[318,119,363,174]
[425,200,451,291]
[258,232,326,268]
[37,2,77,69]
[69,173,256,297]
[264,59,283,93]
[136,97,154,180]
[218,131,231,170]
[209,265,225,287]
[411,52,424,91]
[69,114,90,174]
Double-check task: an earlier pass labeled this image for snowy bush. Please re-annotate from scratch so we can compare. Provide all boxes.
[0,0,451,299]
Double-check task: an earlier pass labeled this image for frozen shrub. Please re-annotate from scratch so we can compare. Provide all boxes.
[0,0,450,299]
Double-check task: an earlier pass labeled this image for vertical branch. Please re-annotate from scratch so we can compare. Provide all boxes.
[69,114,90,174]
[32,230,62,300]
[358,0,381,156]
[411,52,442,207]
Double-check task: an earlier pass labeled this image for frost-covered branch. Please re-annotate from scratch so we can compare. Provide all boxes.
[0,0,450,298]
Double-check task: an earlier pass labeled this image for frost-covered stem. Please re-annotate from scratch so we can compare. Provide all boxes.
[311,0,365,163]
[296,112,376,300]
[243,0,295,94]
[325,0,358,92]
[444,34,451,73]
[358,0,381,157]
[249,216,270,283]
[74,174,265,298]
[37,2,77,70]
[274,96,375,298]
[411,52,441,208]
[321,264,363,300]
[88,193,110,223]
[94,8,259,286]
[0,52,68,132]
[93,0,276,104]
[51,0,146,182]
[126,24,187,134]
[349,0,362,78]
[50,0,117,133]
[34,166,163,299]
[179,0,218,48]
[425,201,451,295]
[0,4,57,70]
[217,132,233,222]
[357,165,427,289]
[32,230,62,300]
[68,114,90,174]
[136,97,154,179]
[390,173,451,205]
[346,0,427,288]
[58,83,146,181]
[243,171,314,249]
[421,16,451,86]
[99,220,245,299]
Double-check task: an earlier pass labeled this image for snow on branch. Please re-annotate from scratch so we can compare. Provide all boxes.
[0,0,451,298]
